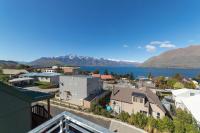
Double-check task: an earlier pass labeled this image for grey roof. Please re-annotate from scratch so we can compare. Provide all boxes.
[0,82,54,103]
[111,87,166,113]
[60,75,96,79]
[21,72,61,77]
[9,77,34,83]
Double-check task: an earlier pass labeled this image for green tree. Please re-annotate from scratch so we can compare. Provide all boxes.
[129,72,135,80]
[174,82,184,89]
[184,82,196,89]
[133,113,148,129]
[173,73,183,81]
[104,69,109,75]
[0,69,2,74]
[147,72,153,79]
[93,69,100,74]
[157,116,174,133]
[0,74,9,83]
[167,78,177,88]
[173,109,200,133]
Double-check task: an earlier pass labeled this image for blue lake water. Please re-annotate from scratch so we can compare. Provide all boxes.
[80,66,200,78]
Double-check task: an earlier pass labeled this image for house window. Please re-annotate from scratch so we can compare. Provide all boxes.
[157,113,160,119]
[133,97,136,102]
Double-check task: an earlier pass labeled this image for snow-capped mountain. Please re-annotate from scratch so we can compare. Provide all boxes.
[30,54,140,67]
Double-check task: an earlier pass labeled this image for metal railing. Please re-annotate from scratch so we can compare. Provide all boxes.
[29,111,113,133]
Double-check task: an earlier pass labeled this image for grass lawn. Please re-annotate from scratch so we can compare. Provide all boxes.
[34,81,57,89]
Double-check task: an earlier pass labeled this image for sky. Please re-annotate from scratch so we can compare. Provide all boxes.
[0,0,200,62]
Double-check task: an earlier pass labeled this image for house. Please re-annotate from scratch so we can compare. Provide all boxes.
[20,72,61,85]
[43,68,56,73]
[171,89,200,109]
[181,95,200,126]
[2,69,28,77]
[92,74,114,81]
[9,77,34,87]
[0,82,54,133]
[59,75,103,107]
[61,66,80,74]
[110,87,166,119]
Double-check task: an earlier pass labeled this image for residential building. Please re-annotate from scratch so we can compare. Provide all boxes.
[2,69,28,77]
[181,95,200,126]
[171,89,200,109]
[9,77,34,87]
[92,74,114,81]
[21,72,61,85]
[59,75,103,107]
[61,66,80,74]
[43,68,56,73]
[110,87,166,119]
[0,82,54,133]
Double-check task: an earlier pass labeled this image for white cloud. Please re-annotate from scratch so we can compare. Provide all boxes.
[145,45,156,52]
[148,40,176,48]
[160,43,176,48]
[150,41,171,45]
[137,46,142,49]
[123,44,129,48]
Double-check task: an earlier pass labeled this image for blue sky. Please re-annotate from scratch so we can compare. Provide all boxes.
[0,0,200,62]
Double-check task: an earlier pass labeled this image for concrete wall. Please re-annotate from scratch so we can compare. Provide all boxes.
[60,76,87,100]
[110,100,134,114]
[0,91,31,133]
[59,76,102,101]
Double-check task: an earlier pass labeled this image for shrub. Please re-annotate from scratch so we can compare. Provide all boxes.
[174,82,184,89]
[118,111,130,122]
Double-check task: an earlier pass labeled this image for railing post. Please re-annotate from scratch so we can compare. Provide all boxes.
[59,119,63,133]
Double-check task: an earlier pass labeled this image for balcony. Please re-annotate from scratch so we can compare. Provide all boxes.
[29,111,113,133]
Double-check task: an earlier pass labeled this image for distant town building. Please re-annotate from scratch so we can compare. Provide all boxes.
[21,72,61,85]
[110,87,166,119]
[43,68,56,73]
[92,74,114,81]
[61,66,80,74]
[0,82,54,133]
[59,75,103,107]
[2,69,28,77]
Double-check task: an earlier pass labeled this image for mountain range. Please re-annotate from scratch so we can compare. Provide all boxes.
[0,60,19,69]
[141,45,200,68]
[1,45,200,68]
[29,55,140,67]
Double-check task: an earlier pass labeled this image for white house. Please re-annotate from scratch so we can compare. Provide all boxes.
[172,89,200,109]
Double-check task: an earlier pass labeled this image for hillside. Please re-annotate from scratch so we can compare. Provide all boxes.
[30,55,139,67]
[0,60,19,69]
[141,45,200,68]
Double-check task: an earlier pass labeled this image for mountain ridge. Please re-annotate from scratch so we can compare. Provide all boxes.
[29,54,140,67]
[141,45,200,68]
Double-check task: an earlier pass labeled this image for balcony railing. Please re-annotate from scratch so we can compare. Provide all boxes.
[29,111,113,133]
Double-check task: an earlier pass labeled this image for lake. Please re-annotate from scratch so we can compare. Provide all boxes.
[80,66,200,78]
